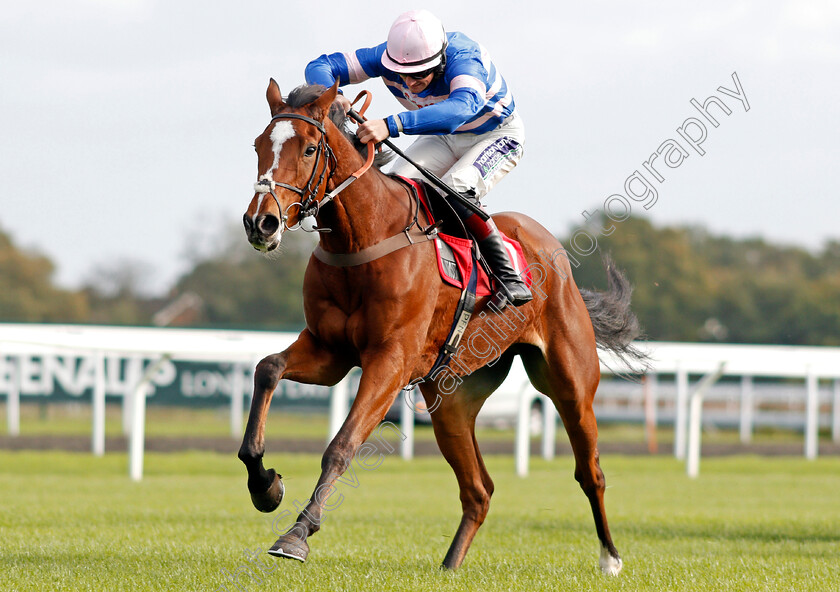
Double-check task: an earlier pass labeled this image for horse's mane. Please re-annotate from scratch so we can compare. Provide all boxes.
[286,84,394,169]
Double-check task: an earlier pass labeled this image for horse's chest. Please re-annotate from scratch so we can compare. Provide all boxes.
[306,261,432,352]
[309,300,369,352]
[311,291,414,354]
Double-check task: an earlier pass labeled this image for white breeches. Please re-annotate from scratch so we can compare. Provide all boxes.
[388,112,525,200]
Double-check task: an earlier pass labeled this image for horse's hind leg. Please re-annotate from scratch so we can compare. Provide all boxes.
[421,354,513,570]
[520,341,623,576]
[559,397,622,576]
[423,386,493,570]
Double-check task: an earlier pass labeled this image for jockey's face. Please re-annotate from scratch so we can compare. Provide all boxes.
[399,71,435,94]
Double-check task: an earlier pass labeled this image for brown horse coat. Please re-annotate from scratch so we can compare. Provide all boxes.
[239,80,644,574]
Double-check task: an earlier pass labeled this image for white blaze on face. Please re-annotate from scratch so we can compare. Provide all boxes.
[255,120,296,227]
[266,120,296,177]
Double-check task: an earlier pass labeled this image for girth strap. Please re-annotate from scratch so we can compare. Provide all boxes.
[403,261,479,392]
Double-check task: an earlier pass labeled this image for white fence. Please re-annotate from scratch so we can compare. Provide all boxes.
[514,343,840,476]
[2,325,840,480]
[0,324,296,480]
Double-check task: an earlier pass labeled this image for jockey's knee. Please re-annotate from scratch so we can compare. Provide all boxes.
[388,158,417,179]
[444,167,486,201]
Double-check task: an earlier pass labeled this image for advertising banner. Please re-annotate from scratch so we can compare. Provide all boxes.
[0,354,332,410]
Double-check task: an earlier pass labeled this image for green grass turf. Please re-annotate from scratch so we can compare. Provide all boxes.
[1,450,838,591]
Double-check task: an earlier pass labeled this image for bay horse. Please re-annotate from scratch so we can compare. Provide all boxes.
[239,79,645,575]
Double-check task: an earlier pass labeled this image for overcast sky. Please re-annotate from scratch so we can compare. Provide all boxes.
[2,1,838,295]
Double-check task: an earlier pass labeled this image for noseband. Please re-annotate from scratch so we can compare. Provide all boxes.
[254,112,337,232]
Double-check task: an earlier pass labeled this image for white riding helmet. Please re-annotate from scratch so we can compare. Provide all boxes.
[381,9,447,74]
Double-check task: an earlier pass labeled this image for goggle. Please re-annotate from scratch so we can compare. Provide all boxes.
[400,68,435,81]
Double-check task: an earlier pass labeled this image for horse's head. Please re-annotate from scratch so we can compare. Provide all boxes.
[244,79,339,252]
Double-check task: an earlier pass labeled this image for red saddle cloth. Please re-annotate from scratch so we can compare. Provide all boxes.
[400,177,531,297]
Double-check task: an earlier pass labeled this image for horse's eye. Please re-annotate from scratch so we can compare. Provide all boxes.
[304,146,317,157]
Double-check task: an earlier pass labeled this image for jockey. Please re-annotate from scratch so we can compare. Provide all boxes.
[305,9,532,308]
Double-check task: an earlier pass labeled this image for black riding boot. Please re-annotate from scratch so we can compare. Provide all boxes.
[478,227,533,309]
[443,188,532,308]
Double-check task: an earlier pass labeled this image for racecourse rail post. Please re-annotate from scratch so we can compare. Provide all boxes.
[122,356,143,435]
[515,386,542,477]
[328,373,352,442]
[805,369,819,460]
[400,387,416,460]
[229,362,247,438]
[6,354,21,437]
[833,379,840,443]
[644,372,658,454]
[92,351,106,456]
[129,354,171,482]
[674,363,689,459]
[686,362,726,479]
[541,397,557,461]
[739,375,754,444]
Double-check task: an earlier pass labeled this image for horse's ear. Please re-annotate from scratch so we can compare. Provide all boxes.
[312,80,340,121]
[267,78,285,116]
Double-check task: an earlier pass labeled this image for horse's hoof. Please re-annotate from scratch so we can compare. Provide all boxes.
[250,470,284,513]
[599,546,623,576]
[267,532,309,562]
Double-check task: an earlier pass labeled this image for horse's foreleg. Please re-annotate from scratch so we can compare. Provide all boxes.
[268,355,408,562]
[238,329,352,513]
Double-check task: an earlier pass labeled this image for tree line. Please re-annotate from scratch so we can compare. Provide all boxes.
[568,216,840,345]
[2,217,839,345]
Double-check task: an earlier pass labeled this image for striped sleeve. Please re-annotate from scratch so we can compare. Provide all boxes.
[396,86,484,135]
[305,45,387,89]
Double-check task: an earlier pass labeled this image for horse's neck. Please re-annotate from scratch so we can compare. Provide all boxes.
[317,138,413,253]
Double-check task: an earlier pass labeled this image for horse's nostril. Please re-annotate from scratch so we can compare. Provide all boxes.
[256,214,280,236]
[243,213,254,232]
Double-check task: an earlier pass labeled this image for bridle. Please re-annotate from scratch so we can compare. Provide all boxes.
[253,112,337,233]
[253,102,378,234]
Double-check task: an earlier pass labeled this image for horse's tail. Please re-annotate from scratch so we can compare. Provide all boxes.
[578,255,650,373]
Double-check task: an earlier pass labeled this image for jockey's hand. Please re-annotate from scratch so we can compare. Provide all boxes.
[334,93,351,115]
[356,119,390,145]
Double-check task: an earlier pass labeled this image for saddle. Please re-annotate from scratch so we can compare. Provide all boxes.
[394,176,531,297]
